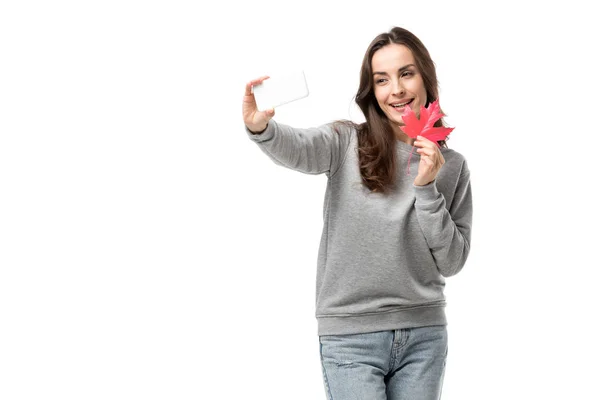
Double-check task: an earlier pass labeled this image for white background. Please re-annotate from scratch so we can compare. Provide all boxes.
[1,1,599,399]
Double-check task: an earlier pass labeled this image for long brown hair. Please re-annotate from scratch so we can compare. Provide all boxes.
[343,27,449,193]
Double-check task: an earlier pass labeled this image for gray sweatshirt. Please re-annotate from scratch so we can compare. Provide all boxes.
[246,119,472,336]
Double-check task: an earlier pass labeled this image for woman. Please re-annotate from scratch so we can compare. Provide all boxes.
[242,26,472,400]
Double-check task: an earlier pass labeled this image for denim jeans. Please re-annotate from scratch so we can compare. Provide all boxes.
[319,325,448,400]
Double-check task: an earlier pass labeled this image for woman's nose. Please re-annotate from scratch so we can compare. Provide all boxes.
[392,80,405,96]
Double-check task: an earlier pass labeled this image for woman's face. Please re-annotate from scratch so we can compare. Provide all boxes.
[372,43,427,129]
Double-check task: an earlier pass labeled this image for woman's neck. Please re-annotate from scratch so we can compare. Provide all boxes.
[392,123,415,145]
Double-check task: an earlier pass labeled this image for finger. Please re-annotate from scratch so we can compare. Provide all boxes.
[245,76,270,96]
[416,148,435,156]
[419,154,435,166]
[415,141,435,151]
[413,138,431,148]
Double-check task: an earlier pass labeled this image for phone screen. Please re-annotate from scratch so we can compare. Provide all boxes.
[252,71,309,110]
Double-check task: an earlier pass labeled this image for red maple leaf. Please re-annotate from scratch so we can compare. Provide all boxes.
[400,99,454,146]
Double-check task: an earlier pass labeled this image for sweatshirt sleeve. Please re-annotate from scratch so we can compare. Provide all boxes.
[413,161,473,277]
[245,119,351,177]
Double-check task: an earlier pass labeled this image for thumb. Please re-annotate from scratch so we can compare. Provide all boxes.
[264,108,275,118]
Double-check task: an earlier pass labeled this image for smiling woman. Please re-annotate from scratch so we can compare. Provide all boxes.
[355,28,450,193]
[242,26,472,400]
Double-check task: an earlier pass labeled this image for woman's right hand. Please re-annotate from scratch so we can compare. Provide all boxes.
[243,76,275,133]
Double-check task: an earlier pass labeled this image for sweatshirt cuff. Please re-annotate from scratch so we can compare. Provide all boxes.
[245,120,277,142]
[413,180,441,203]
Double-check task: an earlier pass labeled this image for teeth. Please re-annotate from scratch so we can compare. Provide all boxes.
[392,100,410,108]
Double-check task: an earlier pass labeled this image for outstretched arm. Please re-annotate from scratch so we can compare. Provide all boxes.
[242,76,351,176]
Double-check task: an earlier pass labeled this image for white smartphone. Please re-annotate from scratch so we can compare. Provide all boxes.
[252,70,309,111]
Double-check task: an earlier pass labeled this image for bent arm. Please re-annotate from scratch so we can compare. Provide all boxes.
[413,166,473,277]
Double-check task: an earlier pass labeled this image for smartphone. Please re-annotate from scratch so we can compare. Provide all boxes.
[252,70,309,111]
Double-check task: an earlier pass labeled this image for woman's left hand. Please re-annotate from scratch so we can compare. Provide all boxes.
[413,135,445,186]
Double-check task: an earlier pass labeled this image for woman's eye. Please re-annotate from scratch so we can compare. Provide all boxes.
[401,71,414,78]
[376,78,387,84]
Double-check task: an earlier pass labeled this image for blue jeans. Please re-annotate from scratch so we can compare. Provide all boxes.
[319,325,448,400]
